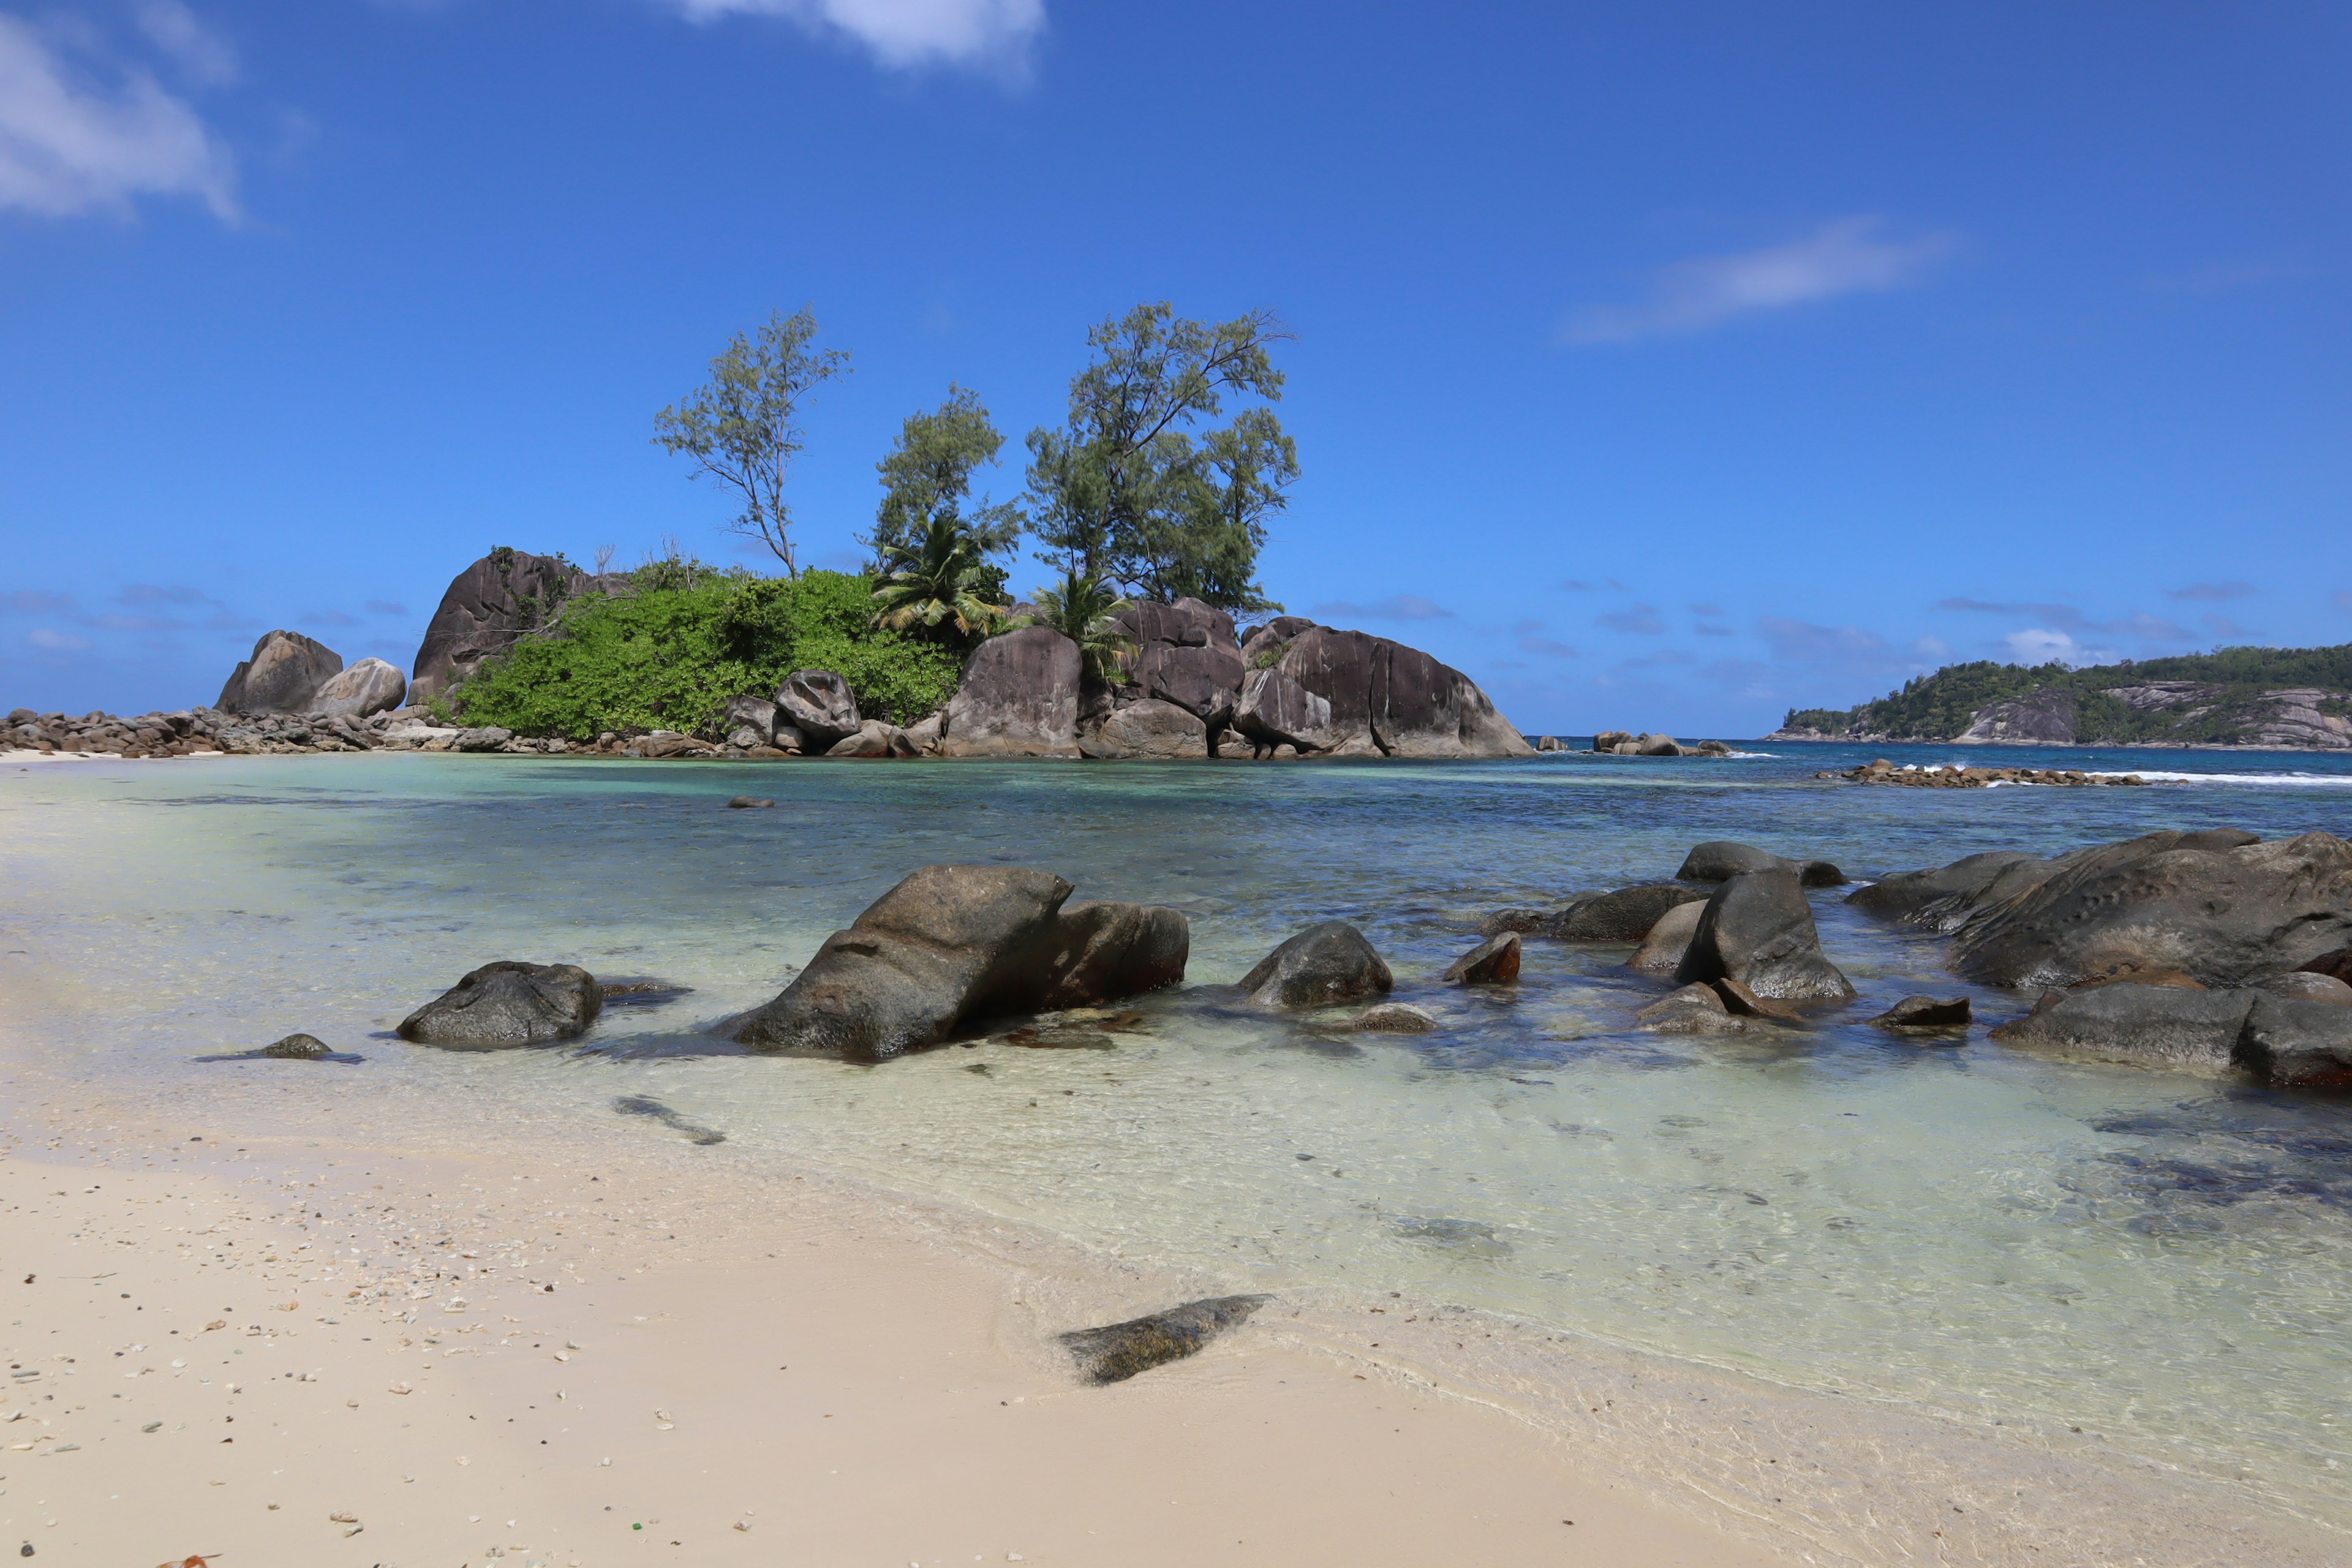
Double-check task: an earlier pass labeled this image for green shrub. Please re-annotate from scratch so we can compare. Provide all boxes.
[452,568,963,737]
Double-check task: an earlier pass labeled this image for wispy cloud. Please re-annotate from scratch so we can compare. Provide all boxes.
[1313,594,1453,622]
[1757,617,1893,666]
[0,9,239,221]
[662,0,1044,72]
[2166,581,2256,602]
[303,608,360,627]
[1509,619,1578,658]
[1935,597,2193,642]
[1568,217,1953,344]
[26,626,92,652]
[1597,603,1665,635]
[1,589,72,613]
[135,1,238,88]
[363,599,409,617]
[2005,628,2117,667]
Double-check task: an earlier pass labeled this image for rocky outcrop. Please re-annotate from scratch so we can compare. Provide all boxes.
[723,695,783,752]
[2235,993,2352,1088]
[1834,760,2146,788]
[940,627,1083,758]
[726,866,1188,1060]
[1082,698,1208,760]
[1117,598,1245,732]
[1870,995,1972,1030]
[779,670,859,750]
[826,718,918,758]
[1846,851,2049,932]
[1989,984,2253,1071]
[409,549,588,703]
[312,657,407,718]
[2301,947,2352,984]
[1552,884,1709,941]
[1059,1294,1271,1385]
[1240,922,1393,1008]
[1629,900,1706,972]
[217,630,344,715]
[1952,830,2352,989]
[1231,668,1335,753]
[1958,685,2078,744]
[1272,627,1531,759]
[1677,841,1847,888]
[1675,869,1856,1000]
[1635,983,1749,1035]
[1442,932,1521,984]
[398,961,602,1047]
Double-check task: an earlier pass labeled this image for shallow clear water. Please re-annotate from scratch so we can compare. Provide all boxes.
[5,741,2351,1523]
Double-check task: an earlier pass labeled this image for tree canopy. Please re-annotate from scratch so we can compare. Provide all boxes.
[869,385,1025,573]
[652,306,851,575]
[1023,303,1294,612]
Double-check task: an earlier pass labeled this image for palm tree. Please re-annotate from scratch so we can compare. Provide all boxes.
[1020,567,1137,683]
[870,514,1008,638]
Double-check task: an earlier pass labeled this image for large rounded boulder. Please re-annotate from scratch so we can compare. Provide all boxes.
[1240,921,1393,1008]
[398,962,601,1047]
[312,657,408,718]
[1677,841,1847,888]
[409,549,589,703]
[940,627,1084,758]
[217,630,344,715]
[1675,869,1856,1000]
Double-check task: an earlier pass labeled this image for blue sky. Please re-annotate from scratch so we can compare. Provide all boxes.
[2,1,2346,735]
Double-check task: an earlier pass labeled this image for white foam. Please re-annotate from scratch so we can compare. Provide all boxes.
[2086,769,2352,787]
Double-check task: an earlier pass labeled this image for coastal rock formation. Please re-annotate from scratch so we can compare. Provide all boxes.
[1629,900,1706,972]
[2235,993,2352,1088]
[940,627,1083,758]
[1269,627,1531,759]
[2258,971,2352,1005]
[1834,760,2146,788]
[1117,598,1246,731]
[723,695,783,751]
[409,548,589,704]
[1959,685,2079,744]
[1635,983,1749,1035]
[217,630,344,715]
[1442,932,1521,984]
[1989,984,2254,1072]
[1082,698,1208,760]
[1232,668,1335,753]
[1675,869,1856,1001]
[826,718,918,758]
[1677,841,1848,888]
[1869,995,1972,1030]
[1952,830,2352,989]
[312,657,408,718]
[1847,851,2049,932]
[1552,884,1709,941]
[398,961,602,1047]
[779,670,860,750]
[1058,1294,1271,1385]
[2298,946,2352,984]
[1241,922,1393,1009]
[1352,1002,1437,1032]
[726,866,1188,1060]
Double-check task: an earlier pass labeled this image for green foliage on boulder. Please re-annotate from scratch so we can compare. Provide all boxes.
[452,564,960,737]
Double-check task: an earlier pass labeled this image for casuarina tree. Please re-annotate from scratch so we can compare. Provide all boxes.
[868,385,1025,573]
[652,307,851,575]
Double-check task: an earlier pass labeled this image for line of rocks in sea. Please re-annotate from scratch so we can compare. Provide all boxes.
[227,823,2352,1099]
[1827,758,2149,788]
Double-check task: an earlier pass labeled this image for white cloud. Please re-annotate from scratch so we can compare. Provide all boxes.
[27,627,93,652]
[0,11,238,220]
[666,0,1044,71]
[1569,217,1952,343]
[2004,628,2118,668]
[137,0,238,88]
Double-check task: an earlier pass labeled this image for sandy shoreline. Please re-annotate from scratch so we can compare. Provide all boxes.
[6,1051,2347,1568]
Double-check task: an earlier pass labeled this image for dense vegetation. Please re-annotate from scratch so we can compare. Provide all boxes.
[450,564,962,737]
[1782,644,2352,741]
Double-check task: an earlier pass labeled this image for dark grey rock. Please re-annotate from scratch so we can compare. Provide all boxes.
[1870,995,1973,1030]
[1135,643,1245,728]
[726,867,1187,1060]
[1958,684,2079,744]
[409,549,587,703]
[826,719,918,758]
[1846,851,2046,932]
[1241,922,1393,1009]
[2258,971,2352,1006]
[941,627,1083,758]
[1478,907,1563,940]
[725,694,780,746]
[778,670,860,750]
[1553,884,1709,941]
[1059,1294,1272,1384]
[613,1094,726,1145]
[2296,946,2352,985]
[1954,831,2352,989]
[1989,983,2255,1071]
[398,962,602,1047]
[1629,900,1706,973]
[1677,840,1847,888]
[1675,870,1856,1000]
[1082,698,1208,760]
[2234,993,2352,1089]
[726,796,774,809]
[1635,983,1749,1035]
[259,1033,332,1059]
[216,630,344,715]
[1272,625,1531,759]
[1442,931,1521,984]
[1232,668,1335,753]
[1353,1002,1438,1033]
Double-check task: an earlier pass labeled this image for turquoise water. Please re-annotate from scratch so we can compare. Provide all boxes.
[4,741,2351,1527]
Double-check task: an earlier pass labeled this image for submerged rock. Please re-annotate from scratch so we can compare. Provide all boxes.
[1059,1294,1272,1385]
[1845,851,2047,932]
[1352,1002,1438,1033]
[613,1094,725,1145]
[1442,932,1521,985]
[1240,922,1393,1009]
[259,1033,333,1059]
[1869,995,1973,1030]
[398,962,602,1047]
[726,796,774,809]
[1634,984,1749,1035]
[1675,870,1856,1000]
[1954,831,2352,989]
[726,866,1186,1060]
[1676,841,1847,888]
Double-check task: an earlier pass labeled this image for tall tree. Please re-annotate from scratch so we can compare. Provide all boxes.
[868,385,1025,569]
[652,307,851,575]
[1023,303,1294,611]
[870,514,1010,641]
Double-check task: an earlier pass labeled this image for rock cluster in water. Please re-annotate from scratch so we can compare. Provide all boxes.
[1829,758,2147,788]
[1587,730,1734,758]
